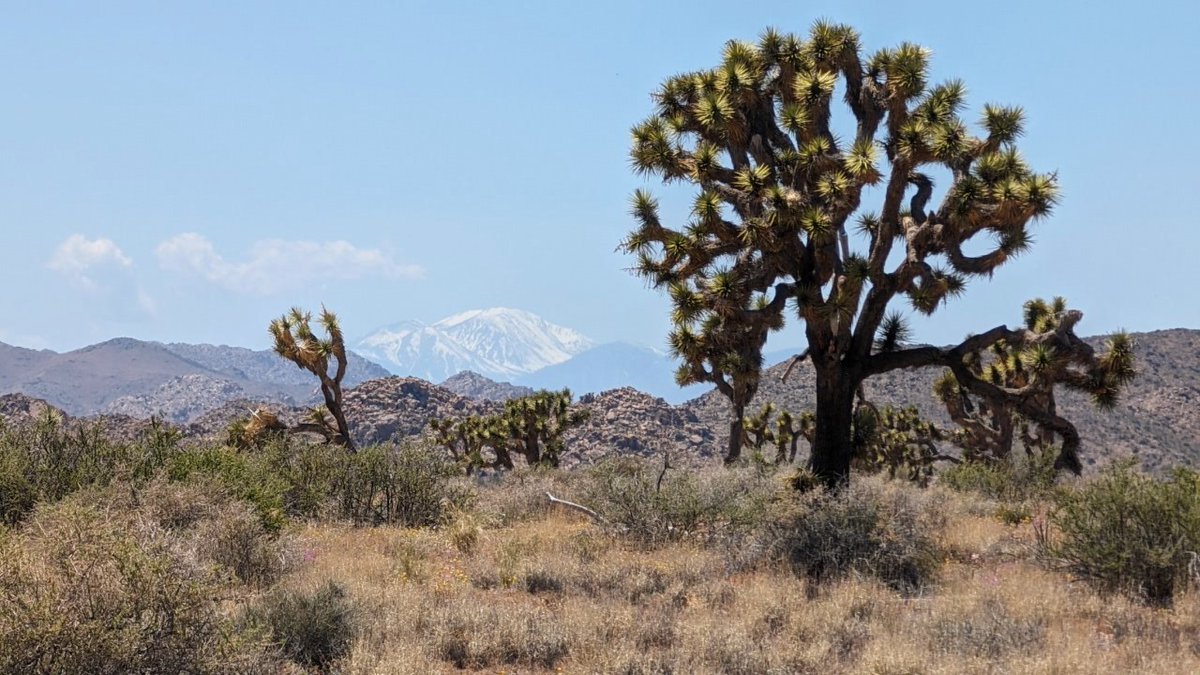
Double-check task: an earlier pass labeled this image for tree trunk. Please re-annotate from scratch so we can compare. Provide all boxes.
[725,406,745,464]
[524,423,540,465]
[320,380,356,452]
[807,365,857,489]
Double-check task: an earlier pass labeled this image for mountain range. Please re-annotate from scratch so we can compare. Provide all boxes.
[354,308,719,403]
[354,308,594,383]
[1,305,1198,475]
[0,338,389,420]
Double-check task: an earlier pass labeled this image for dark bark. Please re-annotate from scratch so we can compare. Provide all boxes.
[319,378,355,452]
[724,398,744,461]
[807,364,859,489]
[725,413,745,464]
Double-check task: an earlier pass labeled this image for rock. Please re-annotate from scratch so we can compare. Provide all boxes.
[440,371,534,402]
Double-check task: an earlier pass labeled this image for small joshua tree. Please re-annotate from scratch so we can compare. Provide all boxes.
[269,307,355,452]
[742,402,777,457]
[500,389,588,467]
[624,22,1134,487]
[431,389,587,471]
[850,404,955,484]
[430,414,514,472]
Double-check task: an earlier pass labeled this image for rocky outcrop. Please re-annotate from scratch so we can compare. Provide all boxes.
[440,371,534,402]
[342,377,497,447]
[0,393,62,425]
[561,387,718,468]
[0,393,170,445]
[102,374,282,423]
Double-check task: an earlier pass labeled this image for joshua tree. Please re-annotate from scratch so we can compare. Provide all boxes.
[500,389,588,467]
[774,409,805,464]
[850,404,956,484]
[623,22,1134,487]
[742,402,777,456]
[269,307,355,451]
[430,389,587,471]
[430,414,513,472]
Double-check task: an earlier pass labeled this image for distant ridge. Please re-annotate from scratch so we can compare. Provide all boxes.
[0,338,387,418]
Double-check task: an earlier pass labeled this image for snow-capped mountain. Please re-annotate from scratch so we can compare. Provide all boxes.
[354,308,595,383]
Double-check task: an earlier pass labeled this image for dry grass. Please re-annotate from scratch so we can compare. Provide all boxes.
[270,474,1200,674]
[6,458,1200,674]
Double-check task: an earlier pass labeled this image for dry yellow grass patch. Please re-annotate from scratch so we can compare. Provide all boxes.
[278,497,1200,674]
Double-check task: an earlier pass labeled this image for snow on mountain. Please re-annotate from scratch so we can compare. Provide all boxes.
[353,308,594,383]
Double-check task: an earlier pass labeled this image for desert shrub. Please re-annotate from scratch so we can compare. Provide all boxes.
[473,465,577,524]
[254,581,356,671]
[137,479,294,587]
[930,601,1046,658]
[0,498,272,674]
[445,506,483,554]
[1041,462,1200,606]
[763,477,944,592]
[0,411,129,522]
[201,503,293,587]
[334,443,469,527]
[269,438,343,519]
[127,416,186,481]
[938,450,1058,502]
[167,445,289,531]
[583,459,779,546]
[0,450,36,525]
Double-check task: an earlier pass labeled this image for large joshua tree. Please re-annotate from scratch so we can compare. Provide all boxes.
[623,22,1134,488]
[269,306,355,452]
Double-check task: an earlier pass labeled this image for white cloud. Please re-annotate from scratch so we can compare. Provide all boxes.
[155,233,423,295]
[47,234,133,290]
[45,234,155,320]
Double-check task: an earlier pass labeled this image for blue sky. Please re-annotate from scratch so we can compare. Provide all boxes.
[1,1,1196,353]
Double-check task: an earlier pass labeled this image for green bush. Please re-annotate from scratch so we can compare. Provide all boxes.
[269,438,343,519]
[168,445,289,531]
[763,477,944,592]
[938,450,1059,502]
[254,581,356,671]
[583,459,778,546]
[0,497,274,674]
[334,443,469,527]
[1042,462,1200,606]
[0,411,129,522]
[136,479,294,587]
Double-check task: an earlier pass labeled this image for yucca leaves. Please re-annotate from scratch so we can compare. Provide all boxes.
[843,139,881,183]
[793,69,838,108]
[983,104,1025,144]
[780,103,809,133]
[883,42,930,99]
[874,312,912,353]
[695,91,735,131]
[733,164,772,192]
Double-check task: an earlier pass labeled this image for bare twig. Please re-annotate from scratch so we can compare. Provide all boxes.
[546,492,608,525]
[780,348,810,383]
[656,452,673,493]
